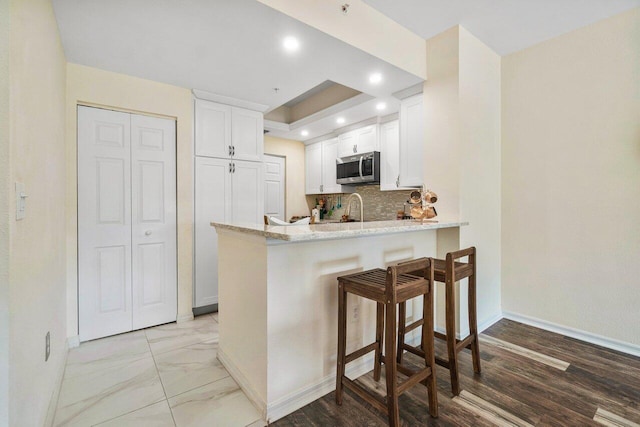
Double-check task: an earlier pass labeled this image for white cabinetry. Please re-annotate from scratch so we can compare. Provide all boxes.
[399,94,424,187]
[337,124,378,158]
[194,98,264,308]
[305,138,350,195]
[380,120,419,191]
[195,99,263,162]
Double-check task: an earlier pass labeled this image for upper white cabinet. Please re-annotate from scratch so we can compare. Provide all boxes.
[232,107,264,162]
[305,142,322,195]
[305,138,351,195]
[195,99,263,162]
[195,99,231,158]
[399,94,424,187]
[337,124,378,158]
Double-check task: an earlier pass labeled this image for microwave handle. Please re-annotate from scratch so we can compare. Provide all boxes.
[358,156,364,179]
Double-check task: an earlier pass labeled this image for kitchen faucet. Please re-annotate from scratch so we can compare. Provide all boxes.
[344,193,364,223]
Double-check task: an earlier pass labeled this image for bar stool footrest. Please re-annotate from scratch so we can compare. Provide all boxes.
[342,376,388,415]
[345,342,379,364]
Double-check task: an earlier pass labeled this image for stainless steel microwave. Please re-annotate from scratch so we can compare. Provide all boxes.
[336,151,380,185]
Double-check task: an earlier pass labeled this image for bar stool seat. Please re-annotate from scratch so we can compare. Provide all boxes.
[398,247,481,396]
[335,259,438,427]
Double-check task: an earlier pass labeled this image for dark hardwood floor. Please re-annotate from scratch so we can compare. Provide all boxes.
[273,319,640,426]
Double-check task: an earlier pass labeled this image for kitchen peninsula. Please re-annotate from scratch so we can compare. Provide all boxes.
[211,219,467,422]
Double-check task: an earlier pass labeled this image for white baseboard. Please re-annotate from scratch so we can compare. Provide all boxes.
[176,313,194,323]
[217,347,267,420]
[45,339,69,426]
[266,354,374,423]
[502,311,640,357]
[434,312,503,340]
[66,336,79,349]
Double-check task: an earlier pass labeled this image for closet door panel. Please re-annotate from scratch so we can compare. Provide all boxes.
[131,114,177,329]
[78,106,133,341]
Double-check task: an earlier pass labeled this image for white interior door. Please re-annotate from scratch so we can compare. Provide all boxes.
[264,155,285,221]
[78,106,177,341]
[131,114,177,329]
[78,107,133,341]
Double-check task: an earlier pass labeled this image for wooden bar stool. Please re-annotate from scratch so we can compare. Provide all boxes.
[397,247,480,396]
[335,258,438,426]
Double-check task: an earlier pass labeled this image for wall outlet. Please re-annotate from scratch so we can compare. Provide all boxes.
[45,331,50,362]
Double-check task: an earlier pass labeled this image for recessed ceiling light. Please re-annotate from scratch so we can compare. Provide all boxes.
[376,102,387,111]
[301,130,309,137]
[336,117,345,124]
[369,73,383,84]
[283,36,300,52]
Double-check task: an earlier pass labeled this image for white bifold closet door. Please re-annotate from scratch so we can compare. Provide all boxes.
[78,106,177,342]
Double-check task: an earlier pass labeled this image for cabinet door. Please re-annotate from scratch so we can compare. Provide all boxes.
[195,99,232,158]
[194,157,232,308]
[305,142,323,194]
[399,94,424,187]
[379,120,401,191]
[337,130,357,158]
[355,125,378,154]
[232,107,263,162]
[321,138,341,194]
[231,160,264,224]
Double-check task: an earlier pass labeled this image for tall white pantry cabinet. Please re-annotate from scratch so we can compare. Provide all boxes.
[194,98,264,308]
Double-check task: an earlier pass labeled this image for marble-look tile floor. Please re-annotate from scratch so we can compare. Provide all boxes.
[53,313,265,427]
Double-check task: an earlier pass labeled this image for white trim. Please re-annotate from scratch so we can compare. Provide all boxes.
[263,120,290,133]
[66,336,80,349]
[392,83,424,100]
[502,311,640,357]
[176,313,194,323]
[45,339,69,426]
[265,354,375,423]
[217,346,267,420]
[192,89,269,113]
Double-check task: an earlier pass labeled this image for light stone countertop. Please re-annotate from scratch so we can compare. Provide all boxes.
[210,218,468,242]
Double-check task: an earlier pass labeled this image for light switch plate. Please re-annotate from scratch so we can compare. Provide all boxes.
[16,182,26,220]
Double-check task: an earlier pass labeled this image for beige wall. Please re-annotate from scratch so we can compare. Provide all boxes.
[256,0,427,79]
[65,64,194,337]
[7,0,68,425]
[424,26,502,333]
[264,136,308,220]
[501,8,640,347]
[0,0,10,423]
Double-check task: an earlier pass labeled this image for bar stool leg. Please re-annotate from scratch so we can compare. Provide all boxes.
[468,254,481,374]
[445,274,460,396]
[374,302,384,381]
[384,299,400,427]
[422,281,438,417]
[336,281,347,405]
[397,302,406,364]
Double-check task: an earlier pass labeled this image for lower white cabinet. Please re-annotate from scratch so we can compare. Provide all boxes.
[399,94,424,187]
[194,157,263,308]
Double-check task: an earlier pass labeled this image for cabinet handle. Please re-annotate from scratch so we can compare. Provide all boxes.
[228,145,232,157]
[353,144,357,153]
[229,162,232,173]
[232,145,235,156]
[145,230,152,236]
[320,184,323,193]
[232,163,236,173]
[396,175,400,187]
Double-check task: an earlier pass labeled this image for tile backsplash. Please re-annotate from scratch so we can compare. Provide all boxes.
[305,185,414,221]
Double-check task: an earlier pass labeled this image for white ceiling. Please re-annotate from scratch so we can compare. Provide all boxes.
[53,0,639,141]
[363,0,640,56]
[52,0,422,126]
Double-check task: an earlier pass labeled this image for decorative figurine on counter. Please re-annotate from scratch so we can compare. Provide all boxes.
[408,187,438,221]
